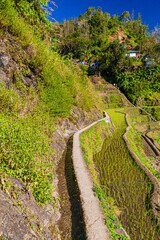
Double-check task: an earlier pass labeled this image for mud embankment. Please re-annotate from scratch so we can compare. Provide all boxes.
[145,129,160,153]
[142,134,160,157]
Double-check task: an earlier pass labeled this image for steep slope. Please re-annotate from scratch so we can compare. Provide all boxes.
[1,1,159,239]
[90,76,133,108]
[0,1,105,238]
[0,30,104,239]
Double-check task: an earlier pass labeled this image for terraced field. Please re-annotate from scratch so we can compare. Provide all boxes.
[93,110,160,240]
[123,107,160,180]
[80,85,160,239]
[93,80,133,108]
[80,80,160,239]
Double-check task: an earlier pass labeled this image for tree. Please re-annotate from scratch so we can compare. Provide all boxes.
[119,11,130,24]
[100,40,127,81]
[152,25,160,41]
[85,7,95,18]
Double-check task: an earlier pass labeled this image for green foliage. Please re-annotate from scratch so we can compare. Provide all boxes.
[0,0,104,206]
[58,7,110,61]
[80,121,110,166]
[0,0,104,116]
[0,112,55,204]
[124,18,148,44]
[94,184,129,240]
[60,35,89,60]
[119,11,130,24]
[56,8,154,66]
[56,6,160,104]
[143,106,160,121]
[118,64,160,105]
[108,14,121,31]
[99,40,127,80]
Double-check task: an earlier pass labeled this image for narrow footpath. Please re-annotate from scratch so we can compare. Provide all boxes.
[72,113,112,240]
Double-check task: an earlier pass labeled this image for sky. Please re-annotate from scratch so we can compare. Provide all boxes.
[47,0,160,32]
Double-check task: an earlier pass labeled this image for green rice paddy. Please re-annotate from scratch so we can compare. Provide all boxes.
[93,110,160,240]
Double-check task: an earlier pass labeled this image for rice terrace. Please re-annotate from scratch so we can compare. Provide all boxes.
[81,101,160,239]
[0,1,160,239]
[95,110,159,239]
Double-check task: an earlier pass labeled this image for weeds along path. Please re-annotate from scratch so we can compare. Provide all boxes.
[94,109,160,240]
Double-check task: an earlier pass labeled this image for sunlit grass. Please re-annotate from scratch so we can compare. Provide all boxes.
[94,110,159,239]
[81,109,160,239]
[80,120,130,239]
[0,0,104,206]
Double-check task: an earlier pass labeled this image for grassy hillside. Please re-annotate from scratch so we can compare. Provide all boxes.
[0,0,104,205]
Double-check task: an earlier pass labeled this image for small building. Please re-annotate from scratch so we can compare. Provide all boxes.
[126,50,140,58]
[88,62,100,76]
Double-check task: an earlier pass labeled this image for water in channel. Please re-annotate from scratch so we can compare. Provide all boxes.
[94,111,160,240]
[57,136,86,240]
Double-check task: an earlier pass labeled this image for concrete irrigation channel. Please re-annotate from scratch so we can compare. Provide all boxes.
[57,136,86,240]
[72,113,112,240]
[57,113,111,240]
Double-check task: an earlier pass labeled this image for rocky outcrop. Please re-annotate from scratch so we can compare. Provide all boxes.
[0,34,37,88]
[0,176,61,240]
[109,27,130,43]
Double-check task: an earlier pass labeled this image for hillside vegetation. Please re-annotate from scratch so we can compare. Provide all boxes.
[0,1,160,238]
[0,0,104,206]
[56,7,160,106]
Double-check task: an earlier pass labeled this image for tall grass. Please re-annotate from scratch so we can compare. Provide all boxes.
[0,111,55,204]
[0,0,104,117]
[0,0,104,205]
